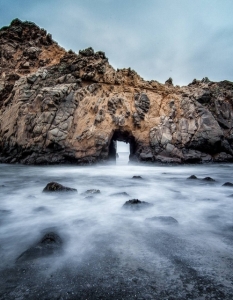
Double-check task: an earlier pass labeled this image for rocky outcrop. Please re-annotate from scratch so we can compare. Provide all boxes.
[16,232,63,262]
[43,182,77,192]
[123,199,153,210]
[0,19,233,164]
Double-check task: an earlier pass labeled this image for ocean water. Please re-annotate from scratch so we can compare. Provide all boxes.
[116,151,130,165]
[0,160,233,299]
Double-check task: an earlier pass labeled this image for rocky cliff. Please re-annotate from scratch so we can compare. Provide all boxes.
[0,19,233,164]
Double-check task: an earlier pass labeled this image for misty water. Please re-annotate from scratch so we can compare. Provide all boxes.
[0,160,233,299]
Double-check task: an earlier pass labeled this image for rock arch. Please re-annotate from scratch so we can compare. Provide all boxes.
[1,20,233,164]
[108,130,137,162]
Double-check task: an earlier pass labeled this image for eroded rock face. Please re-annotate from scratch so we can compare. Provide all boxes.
[1,19,233,164]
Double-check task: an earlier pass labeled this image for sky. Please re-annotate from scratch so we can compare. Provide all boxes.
[0,0,233,86]
[117,141,129,153]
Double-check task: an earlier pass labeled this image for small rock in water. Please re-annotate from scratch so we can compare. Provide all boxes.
[187,175,198,180]
[223,182,233,187]
[27,195,36,199]
[17,232,62,262]
[43,182,77,192]
[123,199,153,210]
[202,177,215,182]
[33,206,50,213]
[146,216,178,225]
[81,189,101,195]
[0,209,11,215]
[84,195,95,200]
[132,176,143,179]
[110,192,130,197]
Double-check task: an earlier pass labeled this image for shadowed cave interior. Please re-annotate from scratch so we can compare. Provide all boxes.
[108,130,136,162]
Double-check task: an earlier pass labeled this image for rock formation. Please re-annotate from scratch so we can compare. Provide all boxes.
[0,19,233,164]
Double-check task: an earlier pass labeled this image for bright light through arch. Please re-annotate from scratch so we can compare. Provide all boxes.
[117,141,129,153]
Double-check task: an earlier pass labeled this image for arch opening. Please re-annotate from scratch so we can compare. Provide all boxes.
[117,141,129,164]
[108,130,136,163]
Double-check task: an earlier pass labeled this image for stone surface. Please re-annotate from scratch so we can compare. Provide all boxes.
[146,216,178,225]
[202,177,216,182]
[132,176,143,179]
[123,199,153,210]
[223,182,233,187]
[187,175,198,180]
[43,182,77,192]
[1,19,233,164]
[16,232,63,262]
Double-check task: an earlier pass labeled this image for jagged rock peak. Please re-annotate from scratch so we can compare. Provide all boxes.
[0,18,53,44]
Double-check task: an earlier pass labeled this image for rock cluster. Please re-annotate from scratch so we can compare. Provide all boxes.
[1,19,233,164]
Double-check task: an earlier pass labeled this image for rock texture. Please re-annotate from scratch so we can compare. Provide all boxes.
[16,232,63,262]
[1,19,233,164]
[43,182,77,192]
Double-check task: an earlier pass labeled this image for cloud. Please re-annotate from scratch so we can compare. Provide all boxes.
[0,0,233,85]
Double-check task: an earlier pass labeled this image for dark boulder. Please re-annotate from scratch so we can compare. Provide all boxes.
[110,192,130,197]
[165,77,173,85]
[132,176,143,179]
[79,47,94,57]
[223,182,233,187]
[202,177,215,182]
[123,199,153,210]
[43,182,77,192]
[187,175,198,180]
[17,232,62,262]
[146,216,178,225]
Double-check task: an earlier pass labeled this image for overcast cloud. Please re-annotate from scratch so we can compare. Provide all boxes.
[0,0,233,85]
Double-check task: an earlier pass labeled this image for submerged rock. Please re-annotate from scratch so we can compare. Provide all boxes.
[110,192,130,197]
[202,177,215,182]
[132,176,143,180]
[43,182,77,192]
[0,209,11,215]
[123,199,153,210]
[223,182,233,187]
[84,195,95,200]
[33,206,50,213]
[27,195,36,199]
[17,232,63,262]
[146,216,178,225]
[81,189,101,195]
[187,175,198,180]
